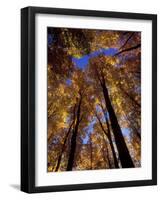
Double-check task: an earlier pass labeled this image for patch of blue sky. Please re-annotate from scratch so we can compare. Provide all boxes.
[72,55,89,70]
[82,132,90,144]
[66,79,72,86]
[82,118,96,144]
[103,48,118,56]
[95,105,102,112]
[104,111,109,120]
[72,48,118,69]
[121,127,131,138]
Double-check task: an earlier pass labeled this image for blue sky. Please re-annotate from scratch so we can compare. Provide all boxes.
[82,118,96,144]
[66,79,72,86]
[121,127,131,138]
[72,48,118,70]
[48,34,55,47]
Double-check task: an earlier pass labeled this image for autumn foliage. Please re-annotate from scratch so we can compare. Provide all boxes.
[47,28,141,172]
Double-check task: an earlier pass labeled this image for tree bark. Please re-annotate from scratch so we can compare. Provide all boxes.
[95,112,119,168]
[101,78,134,168]
[103,113,119,168]
[66,95,82,171]
[103,134,112,169]
[55,121,74,172]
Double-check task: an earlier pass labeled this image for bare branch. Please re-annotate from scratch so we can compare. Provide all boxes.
[114,43,141,56]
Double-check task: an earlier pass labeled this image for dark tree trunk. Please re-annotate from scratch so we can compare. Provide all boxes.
[55,121,74,172]
[95,111,119,168]
[66,95,82,171]
[101,79,134,168]
[103,115,119,168]
[103,134,112,169]
[99,104,119,168]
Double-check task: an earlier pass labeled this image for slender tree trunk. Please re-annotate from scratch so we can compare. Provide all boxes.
[55,121,74,172]
[103,134,112,169]
[104,115,119,168]
[99,104,119,168]
[95,111,119,168]
[101,79,134,168]
[66,95,82,171]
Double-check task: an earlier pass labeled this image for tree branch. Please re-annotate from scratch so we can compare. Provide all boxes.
[114,43,141,56]
[119,32,135,50]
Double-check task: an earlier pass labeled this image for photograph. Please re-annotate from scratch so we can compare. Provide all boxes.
[47,27,141,172]
[21,6,157,193]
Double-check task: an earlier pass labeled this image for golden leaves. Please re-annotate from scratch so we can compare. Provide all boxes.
[47,28,141,171]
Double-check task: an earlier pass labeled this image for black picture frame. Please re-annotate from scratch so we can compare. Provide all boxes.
[21,6,157,193]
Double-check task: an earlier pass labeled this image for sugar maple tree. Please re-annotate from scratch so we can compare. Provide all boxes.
[47,28,141,172]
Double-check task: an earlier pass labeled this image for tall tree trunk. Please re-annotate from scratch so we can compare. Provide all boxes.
[99,104,119,168]
[103,134,112,169]
[101,79,134,168]
[55,121,74,172]
[66,95,82,171]
[95,112,119,168]
[104,115,119,168]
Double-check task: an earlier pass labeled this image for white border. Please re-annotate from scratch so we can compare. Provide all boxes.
[35,14,152,186]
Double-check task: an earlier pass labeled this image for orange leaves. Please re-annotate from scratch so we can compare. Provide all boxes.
[89,31,119,51]
[47,28,141,171]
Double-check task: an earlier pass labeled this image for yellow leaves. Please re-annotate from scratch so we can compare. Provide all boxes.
[109,59,115,66]
[48,166,53,172]
[58,83,65,94]
[105,56,119,66]
[62,111,68,123]
[47,28,141,171]
[94,98,100,106]
[68,47,82,58]
[116,98,121,107]
[57,122,67,129]
[72,54,82,59]
[90,31,119,52]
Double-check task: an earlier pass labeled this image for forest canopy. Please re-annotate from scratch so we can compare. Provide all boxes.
[47,27,141,172]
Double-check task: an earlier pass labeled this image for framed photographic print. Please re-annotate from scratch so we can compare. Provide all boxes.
[21,6,157,193]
